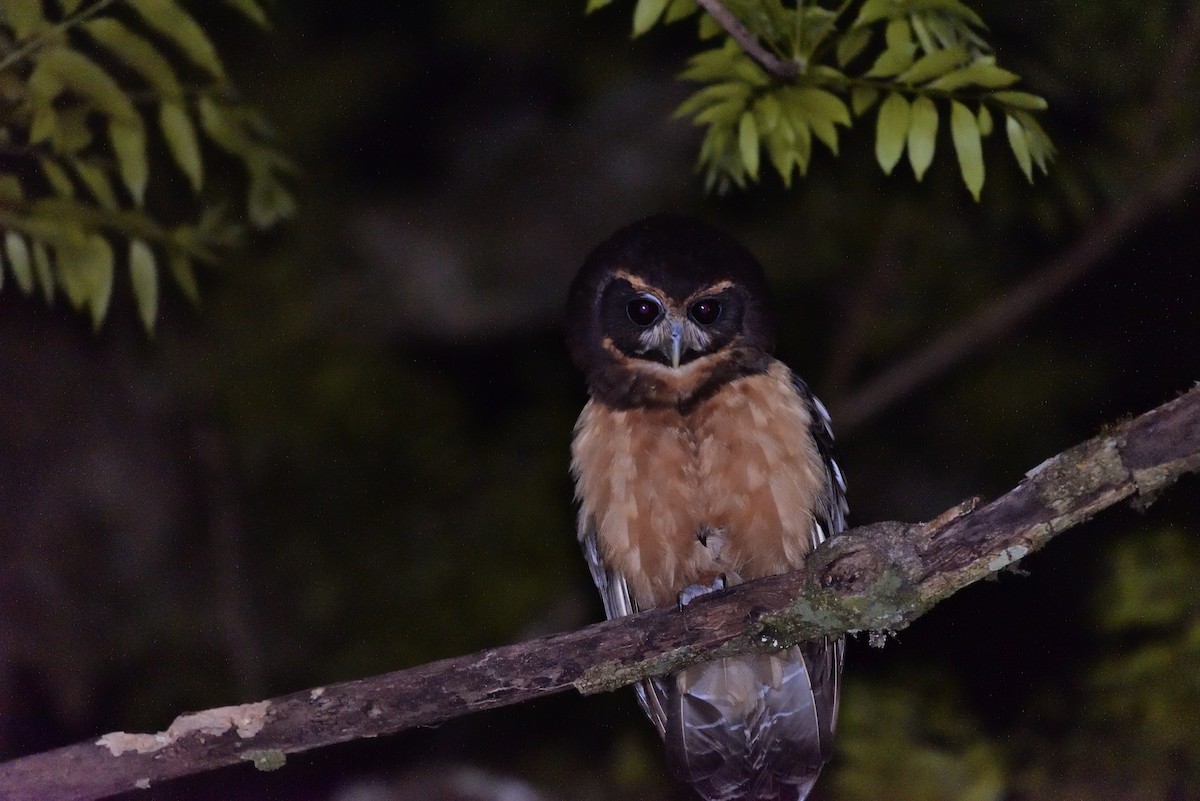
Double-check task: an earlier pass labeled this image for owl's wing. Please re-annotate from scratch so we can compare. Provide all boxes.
[579,513,672,736]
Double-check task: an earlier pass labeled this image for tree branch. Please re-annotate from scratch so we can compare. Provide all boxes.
[694,0,801,79]
[3,386,1199,801]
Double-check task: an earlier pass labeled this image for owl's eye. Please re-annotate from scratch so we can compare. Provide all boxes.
[689,299,722,325]
[626,296,663,327]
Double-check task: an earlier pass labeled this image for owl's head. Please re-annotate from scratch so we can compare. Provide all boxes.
[566,215,777,409]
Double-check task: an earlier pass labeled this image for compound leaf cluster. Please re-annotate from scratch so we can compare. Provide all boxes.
[0,0,292,332]
[591,0,1054,196]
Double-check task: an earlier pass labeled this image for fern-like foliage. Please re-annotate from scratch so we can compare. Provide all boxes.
[0,0,293,332]
[589,0,1054,197]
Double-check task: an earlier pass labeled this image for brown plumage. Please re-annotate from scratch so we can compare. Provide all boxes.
[566,215,847,801]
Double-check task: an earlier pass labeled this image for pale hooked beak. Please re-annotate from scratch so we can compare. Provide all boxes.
[669,320,683,369]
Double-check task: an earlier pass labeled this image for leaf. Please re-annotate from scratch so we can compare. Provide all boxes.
[129,239,158,332]
[764,123,796,186]
[865,44,917,78]
[885,17,911,50]
[220,0,270,28]
[993,90,1049,111]
[35,47,138,124]
[928,60,1020,91]
[585,0,614,11]
[632,0,670,36]
[853,0,895,28]
[897,46,968,84]
[1012,110,1055,173]
[664,0,697,24]
[674,81,751,118]
[128,0,225,78]
[74,161,120,210]
[950,100,984,200]
[910,15,936,54]
[852,86,880,116]
[29,105,58,144]
[1005,115,1033,182]
[836,27,872,67]
[875,92,910,175]
[83,18,181,95]
[3,0,47,39]
[738,111,759,179]
[977,103,993,136]
[33,241,54,303]
[907,95,938,180]
[167,251,200,306]
[793,88,850,155]
[40,158,75,197]
[62,234,116,328]
[109,118,149,204]
[160,101,203,191]
[4,231,34,295]
[247,166,297,228]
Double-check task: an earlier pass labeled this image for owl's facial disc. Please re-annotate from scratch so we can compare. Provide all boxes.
[601,278,737,369]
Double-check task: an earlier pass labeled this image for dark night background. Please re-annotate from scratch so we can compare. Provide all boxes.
[2,2,1199,800]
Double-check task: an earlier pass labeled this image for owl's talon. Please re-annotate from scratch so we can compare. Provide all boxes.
[677,575,727,609]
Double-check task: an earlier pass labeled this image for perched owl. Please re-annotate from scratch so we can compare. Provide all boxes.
[566,215,847,801]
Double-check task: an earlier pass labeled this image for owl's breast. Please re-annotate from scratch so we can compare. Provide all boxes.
[572,361,827,609]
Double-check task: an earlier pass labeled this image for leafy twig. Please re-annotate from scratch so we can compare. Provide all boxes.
[695,0,801,78]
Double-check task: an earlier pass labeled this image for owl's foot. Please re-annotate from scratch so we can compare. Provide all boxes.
[678,575,727,610]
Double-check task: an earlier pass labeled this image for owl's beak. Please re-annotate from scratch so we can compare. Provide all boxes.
[669,320,683,369]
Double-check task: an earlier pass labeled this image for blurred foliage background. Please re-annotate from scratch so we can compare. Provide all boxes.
[1,1,1199,800]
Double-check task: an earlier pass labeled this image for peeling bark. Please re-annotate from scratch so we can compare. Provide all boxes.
[3,386,1198,801]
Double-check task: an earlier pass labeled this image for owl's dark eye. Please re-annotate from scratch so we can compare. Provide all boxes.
[626,296,663,327]
[689,299,722,326]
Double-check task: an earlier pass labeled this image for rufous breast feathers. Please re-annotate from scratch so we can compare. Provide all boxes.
[571,361,827,609]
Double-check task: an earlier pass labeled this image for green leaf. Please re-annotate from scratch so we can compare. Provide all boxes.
[910,15,936,54]
[907,95,938,181]
[167,251,200,306]
[977,103,993,136]
[851,86,880,116]
[753,93,781,132]
[128,0,225,78]
[897,46,968,84]
[738,111,759,179]
[75,235,115,328]
[664,0,697,24]
[32,241,54,303]
[585,0,614,11]
[928,60,1020,91]
[4,231,34,295]
[35,47,138,123]
[1012,110,1055,173]
[247,166,297,228]
[129,239,158,332]
[764,123,796,186]
[865,44,917,78]
[950,100,983,200]
[29,105,58,145]
[75,161,120,210]
[220,0,270,28]
[40,158,75,197]
[109,118,149,204]
[3,0,47,39]
[993,90,1049,111]
[632,0,670,36]
[160,101,203,191]
[885,17,911,50]
[1005,115,1033,182]
[875,92,910,175]
[674,81,751,118]
[793,88,850,155]
[853,0,894,28]
[836,27,872,67]
[83,18,181,95]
